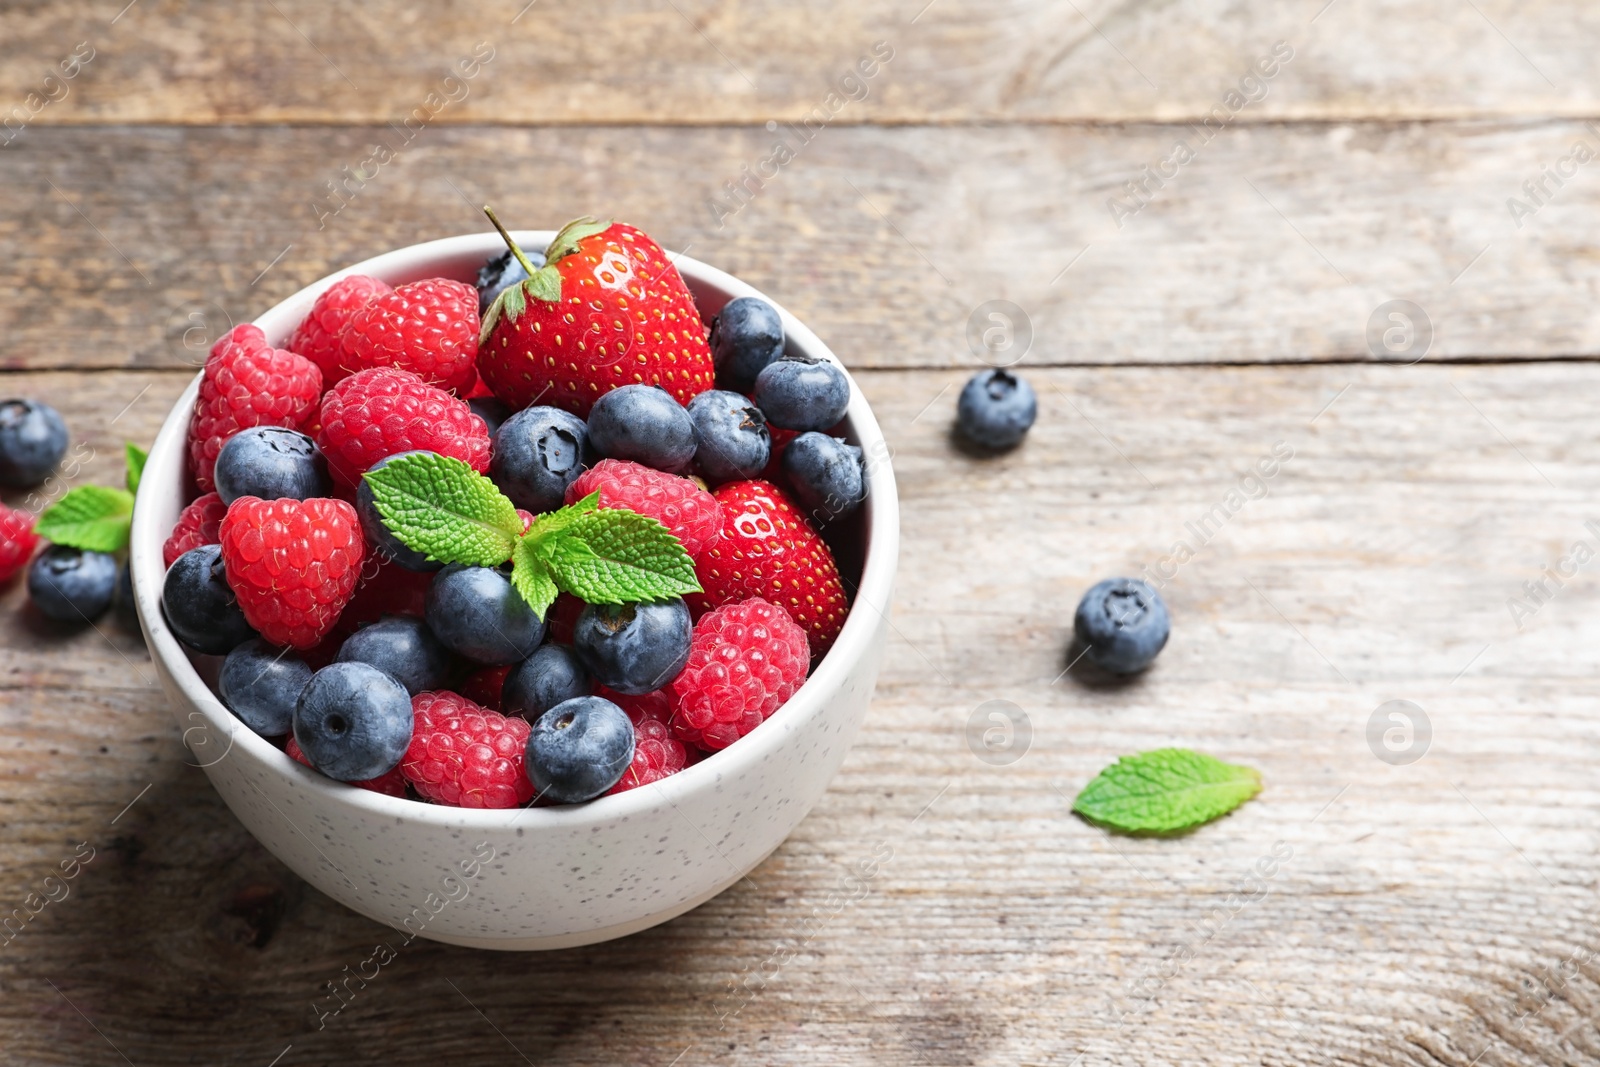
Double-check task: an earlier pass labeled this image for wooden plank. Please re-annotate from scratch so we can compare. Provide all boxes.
[1,363,1599,1065]
[1,1,1597,126]
[4,121,1600,374]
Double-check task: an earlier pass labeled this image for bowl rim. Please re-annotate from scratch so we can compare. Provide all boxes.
[130,230,900,831]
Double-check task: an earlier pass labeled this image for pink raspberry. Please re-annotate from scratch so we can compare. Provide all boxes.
[668,597,810,750]
[288,274,393,388]
[187,325,323,492]
[336,278,479,393]
[401,691,535,808]
[163,491,228,566]
[607,714,692,794]
[315,367,491,486]
[287,735,406,797]
[0,503,37,584]
[565,458,721,558]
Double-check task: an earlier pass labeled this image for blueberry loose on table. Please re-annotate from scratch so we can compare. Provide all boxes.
[219,637,313,737]
[782,432,865,524]
[293,661,414,782]
[160,544,256,654]
[503,643,592,719]
[489,406,591,513]
[1073,577,1170,675]
[469,396,512,439]
[475,248,545,317]
[29,545,117,625]
[688,389,771,483]
[335,614,453,695]
[213,426,331,504]
[524,696,635,803]
[356,451,443,572]
[586,385,697,472]
[956,369,1036,450]
[752,354,850,432]
[425,564,546,665]
[0,399,68,487]
[573,598,693,695]
[709,296,785,393]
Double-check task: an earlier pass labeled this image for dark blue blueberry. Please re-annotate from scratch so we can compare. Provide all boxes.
[586,385,696,473]
[782,432,865,523]
[1073,578,1170,675]
[114,559,139,631]
[213,426,331,504]
[752,354,851,432]
[688,389,770,483]
[469,396,512,439]
[356,451,442,572]
[335,614,453,695]
[957,369,1036,450]
[503,643,592,719]
[425,564,546,665]
[709,296,785,393]
[292,662,413,782]
[524,696,635,803]
[160,544,256,654]
[219,637,313,737]
[489,406,591,513]
[28,545,117,625]
[0,399,68,487]
[572,598,692,696]
[476,248,545,317]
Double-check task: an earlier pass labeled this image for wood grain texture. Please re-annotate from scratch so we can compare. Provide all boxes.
[1,364,1599,1066]
[3,121,1600,373]
[2,0,1599,125]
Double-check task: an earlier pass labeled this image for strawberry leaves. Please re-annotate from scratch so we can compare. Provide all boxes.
[478,207,614,343]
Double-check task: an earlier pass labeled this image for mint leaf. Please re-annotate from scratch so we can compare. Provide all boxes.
[1072,749,1262,835]
[363,452,522,567]
[125,443,148,495]
[540,507,700,604]
[525,491,598,548]
[509,537,561,620]
[36,486,134,553]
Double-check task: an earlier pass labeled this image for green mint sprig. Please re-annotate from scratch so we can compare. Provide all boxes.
[1072,748,1262,835]
[362,451,699,620]
[34,441,149,553]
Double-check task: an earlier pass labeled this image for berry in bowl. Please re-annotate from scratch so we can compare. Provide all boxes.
[129,216,898,949]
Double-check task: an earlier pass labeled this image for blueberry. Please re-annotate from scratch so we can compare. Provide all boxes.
[1073,578,1170,675]
[957,369,1036,450]
[469,396,512,439]
[572,598,692,696]
[425,564,546,665]
[335,614,453,695]
[219,637,312,737]
[356,451,443,572]
[752,354,850,432]
[28,545,117,625]
[782,432,865,523]
[0,399,68,487]
[213,426,331,504]
[688,389,771,483]
[586,385,696,472]
[476,248,545,317]
[503,643,592,719]
[160,544,256,654]
[293,661,413,782]
[709,296,785,392]
[490,406,591,513]
[524,696,635,803]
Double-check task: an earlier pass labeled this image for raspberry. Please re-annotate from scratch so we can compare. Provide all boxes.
[401,691,535,808]
[668,597,810,750]
[594,684,672,726]
[288,275,393,387]
[187,325,323,492]
[336,278,479,393]
[606,714,691,794]
[315,367,491,486]
[286,735,406,797]
[459,664,512,711]
[564,458,721,558]
[330,556,431,639]
[162,491,228,566]
[218,496,366,650]
[0,503,38,584]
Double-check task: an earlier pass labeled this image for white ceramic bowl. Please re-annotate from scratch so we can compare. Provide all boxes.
[129,232,898,950]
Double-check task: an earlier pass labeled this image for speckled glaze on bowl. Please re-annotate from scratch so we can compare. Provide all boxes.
[128,232,898,950]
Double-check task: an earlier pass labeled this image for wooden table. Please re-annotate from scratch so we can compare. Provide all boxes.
[3,3,1599,1064]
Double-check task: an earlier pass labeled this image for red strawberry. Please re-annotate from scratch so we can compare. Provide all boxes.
[187,325,322,492]
[0,504,38,584]
[336,278,480,393]
[288,274,393,387]
[691,480,849,655]
[476,216,715,417]
[218,496,365,650]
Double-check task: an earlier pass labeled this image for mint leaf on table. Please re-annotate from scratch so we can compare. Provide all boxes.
[35,486,135,553]
[362,452,522,567]
[125,443,148,495]
[1072,749,1262,835]
[540,508,701,605]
